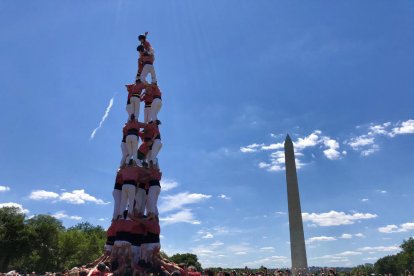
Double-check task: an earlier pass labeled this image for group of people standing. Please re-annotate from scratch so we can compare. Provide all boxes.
[105,33,164,271]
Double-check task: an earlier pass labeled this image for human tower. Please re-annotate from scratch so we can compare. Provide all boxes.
[104,32,163,268]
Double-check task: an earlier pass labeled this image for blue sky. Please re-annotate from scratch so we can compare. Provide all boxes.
[1,0,414,268]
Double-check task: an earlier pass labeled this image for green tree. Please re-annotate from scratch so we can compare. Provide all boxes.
[351,263,374,275]
[375,255,398,275]
[170,253,202,272]
[23,215,64,273]
[0,207,30,272]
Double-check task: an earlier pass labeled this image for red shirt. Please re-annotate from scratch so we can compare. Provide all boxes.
[123,120,146,136]
[117,219,135,233]
[143,123,160,140]
[115,172,123,185]
[150,168,162,181]
[147,85,162,99]
[120,167,139,182]
[145,219,160,235]
[126,83,146,99]
[141,93,153,105]
[142,41,153,53]
[131,221,146,235]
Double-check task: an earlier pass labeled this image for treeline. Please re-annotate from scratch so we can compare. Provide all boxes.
[0,207,106,273]
[352,237,414,275]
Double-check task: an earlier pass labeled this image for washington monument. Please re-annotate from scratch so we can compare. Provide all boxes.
[284,134,308,274]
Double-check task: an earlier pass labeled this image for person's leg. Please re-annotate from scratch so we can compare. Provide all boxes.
[131,245,141,265]
[149,98,162,122]
[144,106,151,123]
[126,185,136,218]
[126,135,134,163]
[149,139,162,165]
[140,64,157,84]
[126,102,133,120]
[119,186,129,217]
[131,136,138,162]
[135,187,147,214]
[147,184,161,215]
[112,189,122,219]
[126,135,139,162]
[120,142,128,165]
[130,96,140,120]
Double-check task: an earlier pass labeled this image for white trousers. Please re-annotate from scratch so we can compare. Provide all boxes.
[135,188,147,215]
[126,135,138,162]
[120,184,136,217]
[112,189,122,219]
[141,243,160,262]
[149,139,162,164]
[129,96,140,120]
[146,185,160,215]
[120,142,128,165]
[132,245,141,264]
[140,64,157,84]
[149,98,162,122]
[144,107,151,123]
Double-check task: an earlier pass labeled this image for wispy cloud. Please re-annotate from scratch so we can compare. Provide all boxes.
[29,189,109,205]
[217,194,231,200]
[159,192,211,213]
[160,209,201,225]
[52,211,82,220]
[160,179,179,192]
[90,97,114,140]
[0,186,10,192]
[306,236,337,243]
[378,222,414,233]
[302,210,377,226]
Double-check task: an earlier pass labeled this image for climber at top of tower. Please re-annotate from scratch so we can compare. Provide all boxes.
[138,32,154,57]
[136,45,157,85]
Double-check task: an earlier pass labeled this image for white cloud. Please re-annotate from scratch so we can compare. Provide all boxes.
[161,179,179,192]
[361,198,369,202]
[348,136,375,149]
[201,232,214,239]
[340,234,352,239]
[52,211,82,220]
[378,222,414,233]
[358,245,400,252]
[260,246,275,251]
[0,202,29,213]
[90,97,114,140]
[159,192,211,213]
[160,209,201,225]
[355,233,365,238]
[361,144,380,156]
[307,236,337,243]
[217,194,231,200]
[302,210,378,226]
[261,143,284,150]
[29,190,59,200]
[240,143,263,153]
[376,190,387,194]
[294,130,322,149]
[336,251,362,256]
[323,138,341,160]
[29,189,109,205]
[0,186,10,192]
[59,189,109,205]
[391,119,414,136]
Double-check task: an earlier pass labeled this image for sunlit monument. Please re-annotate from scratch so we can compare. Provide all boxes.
[284,134,308,275]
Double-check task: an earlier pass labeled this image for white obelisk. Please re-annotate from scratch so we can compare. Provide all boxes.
[284,134,308,275]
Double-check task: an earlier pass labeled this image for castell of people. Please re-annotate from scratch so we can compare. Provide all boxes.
[2,2,414,276]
